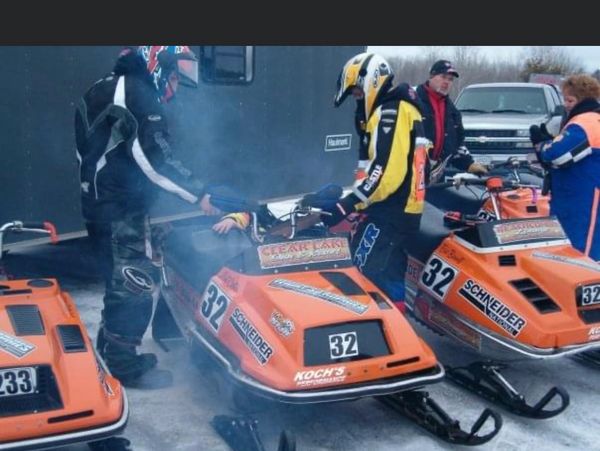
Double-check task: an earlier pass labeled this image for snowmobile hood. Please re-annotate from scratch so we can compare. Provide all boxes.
[0,278,127,449]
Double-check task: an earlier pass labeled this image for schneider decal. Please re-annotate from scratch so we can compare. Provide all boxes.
[0,330,36,358]
[269,279,368,315]
[458,280,526,337]
[229,308,273,365]
[294,366,346,387]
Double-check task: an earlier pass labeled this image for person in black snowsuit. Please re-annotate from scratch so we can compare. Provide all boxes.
[75,46,219,389]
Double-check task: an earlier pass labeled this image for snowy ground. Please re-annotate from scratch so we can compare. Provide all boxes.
[6,198,600,451]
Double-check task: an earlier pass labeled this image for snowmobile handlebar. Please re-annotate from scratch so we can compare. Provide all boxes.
[486,156,545,178]
[429,174,540,192]
[0,221,59,259]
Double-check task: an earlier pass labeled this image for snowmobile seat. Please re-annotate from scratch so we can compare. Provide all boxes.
[164,224,253,291]
[407,202,453,263]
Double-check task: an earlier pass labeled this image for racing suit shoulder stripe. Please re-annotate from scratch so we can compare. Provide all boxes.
[114,76,126,107]
[540,123,590,168]
[131,137,199,204]
[585,188,600,256]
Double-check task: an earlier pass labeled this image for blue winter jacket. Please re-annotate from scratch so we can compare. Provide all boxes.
[538,99,600,259]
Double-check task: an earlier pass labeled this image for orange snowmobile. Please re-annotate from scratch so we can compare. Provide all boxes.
[440,157,550,225]
[151,187,502,449]
[403,172,600,419]
[441,161,600,370]
[0,221,129,451]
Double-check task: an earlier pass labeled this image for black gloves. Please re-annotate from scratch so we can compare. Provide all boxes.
[529,123,554,146]
[321,202,348,227]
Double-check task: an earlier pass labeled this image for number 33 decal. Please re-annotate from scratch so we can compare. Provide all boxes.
[420,256,457,301]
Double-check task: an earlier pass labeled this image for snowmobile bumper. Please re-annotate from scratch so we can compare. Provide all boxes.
[0,394,129,451]
[190,327,445,403]
[407,293,600,361]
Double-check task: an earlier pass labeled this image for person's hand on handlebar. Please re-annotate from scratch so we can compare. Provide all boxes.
[321,202,348,227]
[467,162,489,176]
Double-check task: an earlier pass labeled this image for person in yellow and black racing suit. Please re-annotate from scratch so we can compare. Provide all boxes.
[322,53,428,312]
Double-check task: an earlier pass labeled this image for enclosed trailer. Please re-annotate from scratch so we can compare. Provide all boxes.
[0,46,364,245]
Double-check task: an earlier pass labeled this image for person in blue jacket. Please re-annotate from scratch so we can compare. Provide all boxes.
[530,74,600,260]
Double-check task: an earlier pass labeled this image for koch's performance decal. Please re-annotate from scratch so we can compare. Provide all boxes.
[270,310,295,337]
[258,237,351,269]
[459,280,526,337]
[493,219,565,244]
[269,279,368,315]
[294,366,346,387]
[532,251,600,273]
[0,330,36,358]
[229,308,273,365]
[200,281,231,333]
[324,134,352,152]
[420,255,457,301]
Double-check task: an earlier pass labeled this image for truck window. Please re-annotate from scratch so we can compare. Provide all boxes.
[548,85,562,107]
[199,46,254,85]
[456,87,549,115]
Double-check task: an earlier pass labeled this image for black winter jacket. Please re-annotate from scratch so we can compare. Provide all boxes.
[416,82,473,172]
[75,51,205,222]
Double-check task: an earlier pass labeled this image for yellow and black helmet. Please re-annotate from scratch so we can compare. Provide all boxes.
[334,52,394,119]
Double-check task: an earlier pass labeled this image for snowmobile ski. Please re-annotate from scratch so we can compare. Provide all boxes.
[447,362,569,419]
[377,390,502,446]
[211,415,296,451]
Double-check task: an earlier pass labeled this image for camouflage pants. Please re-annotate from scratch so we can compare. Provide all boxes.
[86,213,158,345]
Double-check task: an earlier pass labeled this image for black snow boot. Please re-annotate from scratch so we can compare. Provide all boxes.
[97,326,159,371]
[103,338,172,390]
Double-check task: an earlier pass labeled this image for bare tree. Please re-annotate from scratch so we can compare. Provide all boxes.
[381,46,588,100]
[519,46,585,81]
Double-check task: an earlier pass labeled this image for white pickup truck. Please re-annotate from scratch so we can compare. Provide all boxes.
[455,82,565,164]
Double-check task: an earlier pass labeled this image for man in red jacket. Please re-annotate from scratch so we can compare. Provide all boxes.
[416,60,488,183]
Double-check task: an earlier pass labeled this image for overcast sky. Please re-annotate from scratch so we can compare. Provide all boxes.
[368,46,600,72]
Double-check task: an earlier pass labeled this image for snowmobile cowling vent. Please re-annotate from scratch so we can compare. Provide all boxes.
[320,271,366,296]
[510,279,560,314]
[57,325,87,353]
[6,305,45,335]
[369,291,393,310]
[498,255,516,266]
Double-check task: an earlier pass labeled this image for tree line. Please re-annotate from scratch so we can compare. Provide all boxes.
[384,46,599,99]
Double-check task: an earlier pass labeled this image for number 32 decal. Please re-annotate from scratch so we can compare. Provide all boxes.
[420,255,457,301]
[200,282,231,332]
